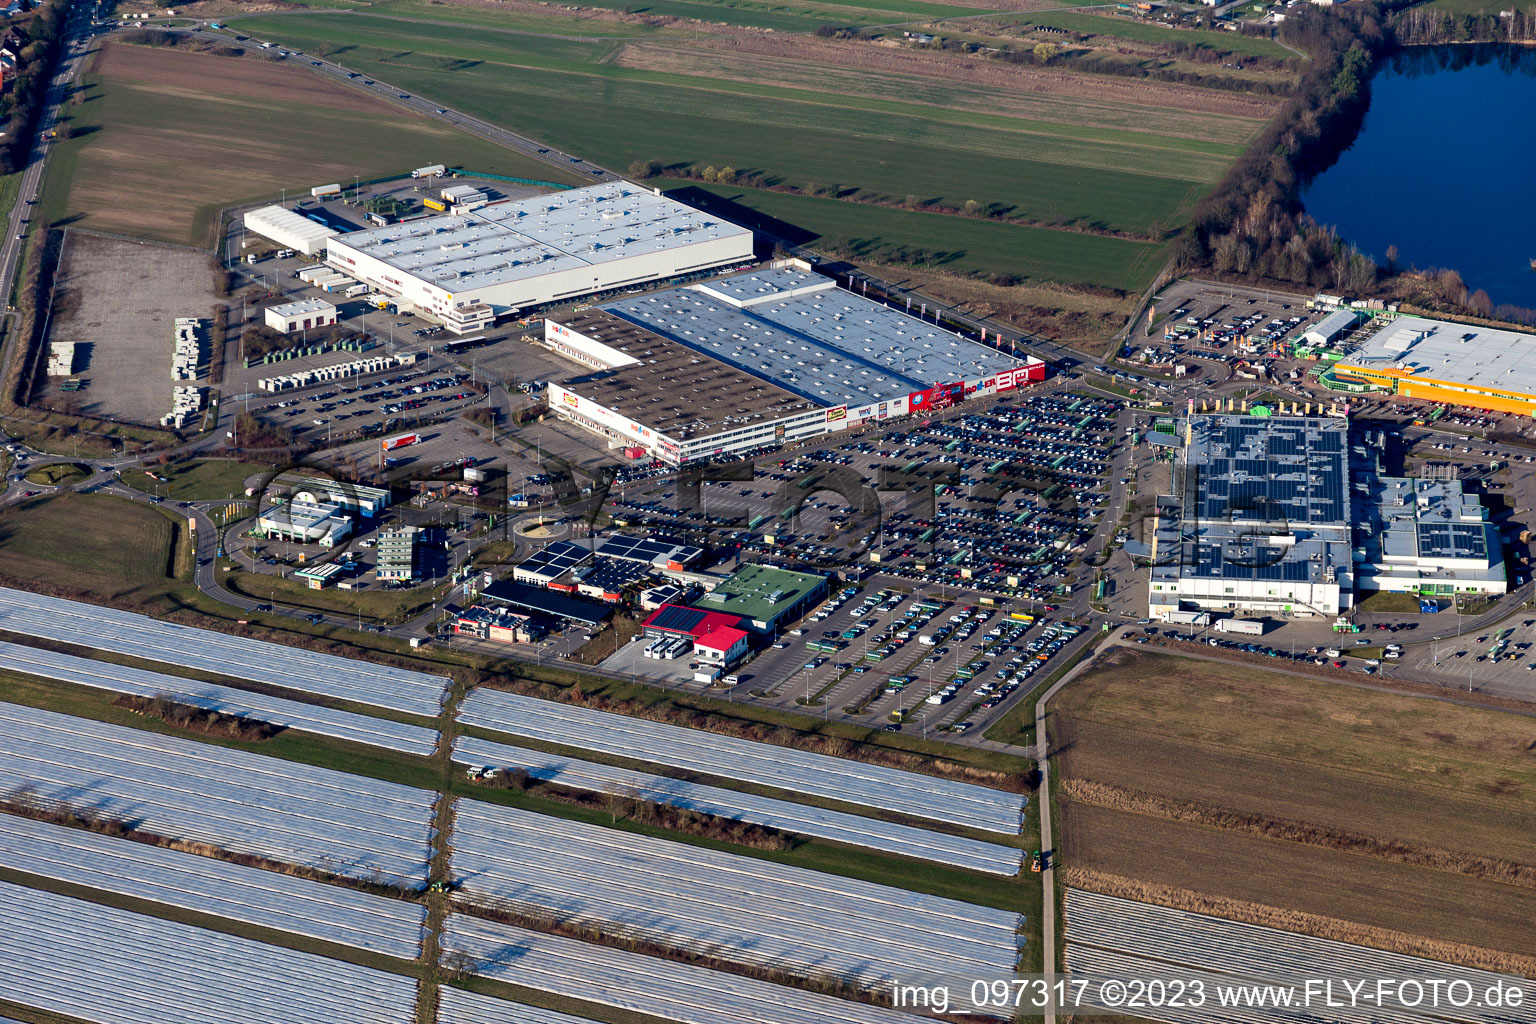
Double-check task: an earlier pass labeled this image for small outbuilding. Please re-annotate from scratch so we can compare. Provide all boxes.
[266,298,337,334]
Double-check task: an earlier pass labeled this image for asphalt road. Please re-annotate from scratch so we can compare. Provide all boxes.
[0,8,94,320]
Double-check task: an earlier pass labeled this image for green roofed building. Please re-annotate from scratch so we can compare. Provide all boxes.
[695,563,828,635]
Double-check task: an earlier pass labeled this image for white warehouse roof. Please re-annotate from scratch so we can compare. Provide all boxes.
[244,205,340,255]
[269,298,336,318]
[326,183,751,301]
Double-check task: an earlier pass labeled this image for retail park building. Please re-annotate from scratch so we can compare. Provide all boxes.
[1333,315,1536,415]
[543,266,1044,465]
[1147,413,1504,619]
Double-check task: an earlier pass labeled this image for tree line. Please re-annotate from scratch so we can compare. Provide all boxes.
[0,0,72,176]
[1181,0,1536,324]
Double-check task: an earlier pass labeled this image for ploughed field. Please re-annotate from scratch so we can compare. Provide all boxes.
[1055,648,1536,972]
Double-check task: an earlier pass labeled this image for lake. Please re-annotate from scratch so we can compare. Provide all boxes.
[1302,45,1536,312]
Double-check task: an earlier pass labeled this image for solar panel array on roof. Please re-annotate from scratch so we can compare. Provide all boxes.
[1418,521,1491,560]
[594,534,703,567]
[1192,417,1348,527]
[573,558,650,592]
[517,541,592,578]
[647,605,708,634]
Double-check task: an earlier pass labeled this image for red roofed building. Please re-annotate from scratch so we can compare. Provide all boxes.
[640,604,751,668]
[641,603,744,641]
[692,625,749,667]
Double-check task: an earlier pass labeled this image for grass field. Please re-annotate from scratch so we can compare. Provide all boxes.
[124,459,272,501]
[1055,649,1536,959]
[226,8,1281,303]
[46,42,585,245]
[22,462,90,486]
[0,493,182,600]
[674,182,1168,291]
[996,9,1296,59]
[221,566,439,623]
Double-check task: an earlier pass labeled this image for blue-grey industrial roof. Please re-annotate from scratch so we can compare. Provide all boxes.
[599,268,1021,408]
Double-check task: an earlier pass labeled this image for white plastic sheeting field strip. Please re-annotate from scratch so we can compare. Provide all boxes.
[0,641,440,756]
[451,801,1021,996]
[1065,947,1446,1024]
[458,688,1024,834]
[0,813,425,959]
[436,987,607,1024]
[0,880,420,1024]
[0,701,436,885]
[1065,890,1535,1024]
[443,913,939,1024]
[0,586,451,716]
[453,736,1020,874]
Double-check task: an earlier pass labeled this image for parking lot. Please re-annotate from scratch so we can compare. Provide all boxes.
[606,389,1124,607]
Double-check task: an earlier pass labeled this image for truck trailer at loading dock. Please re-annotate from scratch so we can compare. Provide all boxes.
[1214,618,1267,635]
[1161,609,1210,626]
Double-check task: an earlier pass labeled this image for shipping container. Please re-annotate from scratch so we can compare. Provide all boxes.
[422,198,447,212]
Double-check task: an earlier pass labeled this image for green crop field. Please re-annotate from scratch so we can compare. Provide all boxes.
[45,41,585,245]
[678,182,1167,291]
[124,460,274,501]
[227,10,1275,301]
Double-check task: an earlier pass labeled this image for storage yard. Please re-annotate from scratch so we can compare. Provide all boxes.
[0,587,453,716]
[0,640,440,756]
[0,814,426,959]
[450,800,1022,993]
[0,702,436,885]
[39,233,217,427]
[441,913,938,1024]
[458,688,1025,833]
[0,881,421,1024]
[453,735,1021,873]
[1065,890,1535,1024]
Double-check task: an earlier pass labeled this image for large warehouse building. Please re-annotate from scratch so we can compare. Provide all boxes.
[323,182,753,334]
[243,205,339,256]
[1148,414,1354,617]
[544,266,1044,464]
[1148,413,1505,617]
[1333,315,1536,415]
